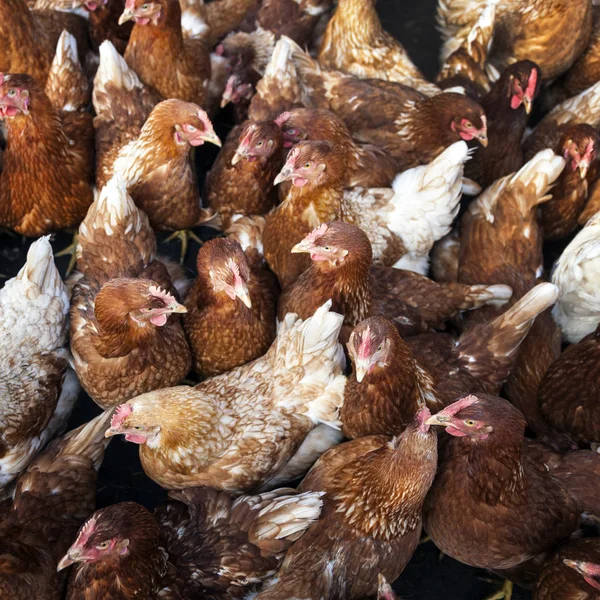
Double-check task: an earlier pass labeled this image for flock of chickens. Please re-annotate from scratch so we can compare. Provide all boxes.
[1,0,600,598]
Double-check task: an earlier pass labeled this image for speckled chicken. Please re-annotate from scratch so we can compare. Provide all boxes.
[0,237,79,490]
[70,177,192,410]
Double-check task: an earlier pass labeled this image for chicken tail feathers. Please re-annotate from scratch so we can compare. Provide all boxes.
[225,215,266,256]
[459,283,513,309]
[458,282,559,392]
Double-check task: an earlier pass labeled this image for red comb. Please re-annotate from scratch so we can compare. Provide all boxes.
[148,285,177,306]
[357,325,373,360]
[111,404,132,429]
[274,111,291,127]
[125,0,134,9]
[303,223,328,245]
[437,395,479,417]
[525,69,538,99]
[73,515,97,549]
[227,258,243,287]
[416,406,432,432]
[197,109,213,133]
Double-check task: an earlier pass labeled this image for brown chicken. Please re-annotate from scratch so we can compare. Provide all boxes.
[277,107,399,188]
[534,538,600,600]
[465,61,541,189]
[425,394,581,598]
[77,0,133,54]
[290,39,488,169]
[104,301,346,493]
[59,502,180,599]
[183,236,277,377]
[204,120,284,228]
[155,487,324,598]
[541,124,600,240]
[438,0,593,82]
[341,317,443,439]
[119,0,211,106]
[317,0,438,96]
[539,325,600,447]
[0,411,112,600]
[279,221,512,337]
[255,408,438,600]
[0,36,94,236]
[70,177,192,410]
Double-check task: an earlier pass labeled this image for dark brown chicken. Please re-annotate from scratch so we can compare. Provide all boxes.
[277,107,399,188]
[341,317,443,438]
[255,408,438,600]
[183,236,277,377]
[59,502,180,600]
[465,61,541,189]
[204,120,284,228]
[424,395,580,594]
[534,538,600,600]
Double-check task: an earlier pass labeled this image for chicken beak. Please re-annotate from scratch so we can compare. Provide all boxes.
[290,239,313,254]
[477,131,488,148]
[523,96,533,115]
[425,413,451,427]
[579,161,590,180]
[57,550,80,571]
[104,426,120,438]
[220,95,231,109]
[167,301,187,314]
[354,359,371,383]
[274,167,293,186]
[231,147,246,166]
[118,9,134,24]
[234,282,252,308]
[202,131,222,148]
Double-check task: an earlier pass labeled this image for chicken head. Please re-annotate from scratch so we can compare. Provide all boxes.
[105,401,160,444]
[119,0,163,25]
[563,559,600,591]
[450,114,488,146]
[232,120,283,165]
[273,141,331,187]
[502,60,541,115]
[168,102,221,147]
[0,73,32,118]
[347,317,394,383]
[558,124,600,180]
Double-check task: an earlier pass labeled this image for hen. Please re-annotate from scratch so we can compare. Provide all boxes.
[204,120,284,228]
[465,60,541,190]
[425,395,580,597]
[289,39,488,169]
[317,0,438,96]
[0,33,94,236]
[551,211,600,343]
[155,487,324,598]
[119,0,211,106]
[105,301,346,493]
[183,236,277,377]
[0,237,78,489]
[255,408,438,600]
[59,502,181,599]
[534,538,600,600]
[70,177,192,410]
[75,0,133,54]
[0,410,112,599]
[437,0,593,82]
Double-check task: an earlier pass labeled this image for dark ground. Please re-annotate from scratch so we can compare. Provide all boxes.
[0,1,536,598]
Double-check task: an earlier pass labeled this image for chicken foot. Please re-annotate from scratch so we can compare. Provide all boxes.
[55,231,79,275]
[483,579,513,600]
[163,229,204,263]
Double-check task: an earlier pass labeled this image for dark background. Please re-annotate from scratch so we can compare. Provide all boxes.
[0,0,532,597]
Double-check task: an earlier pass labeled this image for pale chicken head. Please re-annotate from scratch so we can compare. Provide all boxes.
[450,114,488,147]
[197,237,252,308]
[347,317,394,383]
[119,0,164,24]
[231,121,282,165]
[0,73,33,119]
[425,395,497,440]
[505,60,541,115]
[71,0,108,12]
[104,402,160,444]
[563,559,600,591]
[273,141,332,187]
[221,74,253,109]
[559,124,599,180]
[94,279,187,332]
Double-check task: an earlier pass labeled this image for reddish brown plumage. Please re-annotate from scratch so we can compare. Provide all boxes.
[204,121,284,228]
[256,411,438,600]
[0,73,94,236]
[465,61,542,190]
[184,237,277,377]
[87,0,133,54]
[424,395,580,582]
[123,0,211,105]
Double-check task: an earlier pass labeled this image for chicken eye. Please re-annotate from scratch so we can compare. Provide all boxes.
[96,540,111,550]
[7,89,16,97]
[323,246,330,251]
[304,162,312,169]
[286,128,298,135]
[185,125,196,132]
[141,3,149,8]
[464,419,477,427]
[256,141,263,147]
[377,345,382,352]
[464,120,473,129]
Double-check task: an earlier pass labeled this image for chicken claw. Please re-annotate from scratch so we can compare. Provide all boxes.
[163,229,204,263]
[55,231,79,275]
[483,580,513,600]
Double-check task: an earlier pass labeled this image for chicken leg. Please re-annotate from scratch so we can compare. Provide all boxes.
[163,229,204,263]
[483,580,513,600]
[55,231,79,275]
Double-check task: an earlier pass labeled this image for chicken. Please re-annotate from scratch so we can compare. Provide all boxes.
[437,0,593,82]
[341,317,443,439]
[183,236,277,377]
[0,237,78,489]
[0,410,112,599]
[0,34,94,237]
[289,38,488,169]
[534,538,600,600]
[204,120,284,228]
[104,301,346,493]
[74,0,133,54]
[551,211,600,343]
[255,408,438,600]
[524,80,600,161]
[70,177,192,410]
[317,0,439,96]
[424,394,580,593]
[538,325,600,447]
[155,487,324,598]
[59,502,181,599]
[119,0,211,106]
[541,124,600,240]
[436,4,497,98]
[276,107,399,188]
[0,0,91,85]
[248,36,305,122]
[200,0,259,46]
[465,61,541,190]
